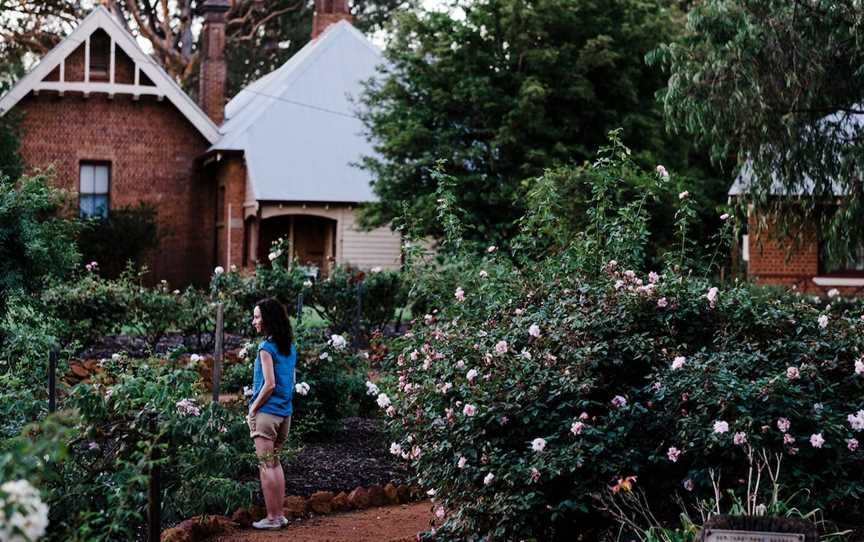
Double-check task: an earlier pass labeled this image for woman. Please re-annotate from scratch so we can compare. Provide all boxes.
[247,297,297,529]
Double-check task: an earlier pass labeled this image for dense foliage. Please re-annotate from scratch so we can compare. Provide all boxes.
[360,0,726,244]
[377,138,864,540]
[0,174,79,320]
[1,359,258,540]
[650,0,864,256]
[77,204,159,279]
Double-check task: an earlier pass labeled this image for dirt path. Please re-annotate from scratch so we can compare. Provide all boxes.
[211,501,434,542]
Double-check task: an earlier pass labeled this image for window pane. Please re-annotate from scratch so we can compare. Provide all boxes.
[93,195,109,218]
[80,195,94,217]
[80,164,95,194]
[851,246,864,271]
[94,165,109,194]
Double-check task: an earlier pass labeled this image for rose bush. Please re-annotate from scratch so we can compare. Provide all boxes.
[377,137,864,540]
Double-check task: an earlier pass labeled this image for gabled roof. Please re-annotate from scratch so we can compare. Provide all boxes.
[211,20,382,203]
[0,6,219,143]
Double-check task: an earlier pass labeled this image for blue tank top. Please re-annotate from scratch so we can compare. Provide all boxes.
[251,339,296,417]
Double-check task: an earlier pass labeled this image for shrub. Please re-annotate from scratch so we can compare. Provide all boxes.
[210,262,306,336]
[306,264,407,336]
[1,359,261,540]
[0,173,79,321]
[174,286,216,351]
[377,136,864,540]
[287,327,375,436]
[76,203,159,279]
[124,273,185,350]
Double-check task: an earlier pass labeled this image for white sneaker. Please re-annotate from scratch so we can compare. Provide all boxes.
[252,517,285,530]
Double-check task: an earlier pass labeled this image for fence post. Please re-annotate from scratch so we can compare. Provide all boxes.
[148,412,161,542]
[212,302,224,404]
[296,292,304,326]
[48,350,58,413]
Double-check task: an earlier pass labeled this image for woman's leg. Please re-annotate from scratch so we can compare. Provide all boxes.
[254,437,284,519]
[273,416,290,507]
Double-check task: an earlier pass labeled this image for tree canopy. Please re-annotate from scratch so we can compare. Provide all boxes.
[650,0,864,254]
[359,0,722,244]
[0,0,411,97]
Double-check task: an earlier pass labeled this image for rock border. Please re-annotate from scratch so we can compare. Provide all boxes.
[160,483,423,541]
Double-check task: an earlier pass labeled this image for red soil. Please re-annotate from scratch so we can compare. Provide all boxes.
[211,501,434,542]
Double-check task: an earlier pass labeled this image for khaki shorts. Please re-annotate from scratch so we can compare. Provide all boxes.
[247,411,291,446]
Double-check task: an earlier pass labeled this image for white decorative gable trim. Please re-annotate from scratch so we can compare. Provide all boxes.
[0,6,219,143]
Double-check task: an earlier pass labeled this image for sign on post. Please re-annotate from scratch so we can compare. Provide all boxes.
[703,530,805,542]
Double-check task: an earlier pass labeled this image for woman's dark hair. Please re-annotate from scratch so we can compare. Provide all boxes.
[256,297,293,355]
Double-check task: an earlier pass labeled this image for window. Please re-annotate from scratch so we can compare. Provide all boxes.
[79,163,110,218]
[89,30,110,80]
[819,241,864,276]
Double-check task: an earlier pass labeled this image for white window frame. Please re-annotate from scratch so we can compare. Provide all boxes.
[79,162,110,218]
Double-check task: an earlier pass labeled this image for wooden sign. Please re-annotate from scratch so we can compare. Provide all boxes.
[703,530,805,542]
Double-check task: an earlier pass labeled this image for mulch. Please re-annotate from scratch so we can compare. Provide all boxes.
[282,417,408,497]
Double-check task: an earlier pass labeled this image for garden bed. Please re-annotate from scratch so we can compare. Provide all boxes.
[281,417,407,497]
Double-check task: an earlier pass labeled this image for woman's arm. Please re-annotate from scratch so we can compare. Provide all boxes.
[249,350,276,415]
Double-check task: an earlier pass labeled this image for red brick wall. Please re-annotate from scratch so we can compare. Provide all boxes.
[16,93,215,286]
[65,43,86,82]
[198,12,227,124]
[312,13,353,38]
[213,155,247,270]
[115,47,136,85]
[747,211,825,293]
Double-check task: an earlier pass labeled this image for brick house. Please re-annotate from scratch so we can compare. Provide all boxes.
[202,1,401,276]
[729,168,864,295]
[0,0,401,286]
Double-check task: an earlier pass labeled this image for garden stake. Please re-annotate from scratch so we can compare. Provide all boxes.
[296,292,304,326]
[213,302,224,403]
[48,350,58,413]
[148,412,161,542]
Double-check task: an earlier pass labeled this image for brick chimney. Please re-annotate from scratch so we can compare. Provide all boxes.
[312,0,354,39]
[198,0,230,125]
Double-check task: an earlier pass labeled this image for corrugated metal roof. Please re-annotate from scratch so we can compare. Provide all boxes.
[728,109,862,197]
[729,162,849,197]
[211,20,382,203]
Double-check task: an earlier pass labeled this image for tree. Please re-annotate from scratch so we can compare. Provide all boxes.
[0,62,24,182]
[650,0,864,256]
[359,0,722,244]
[0,0,412,96]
